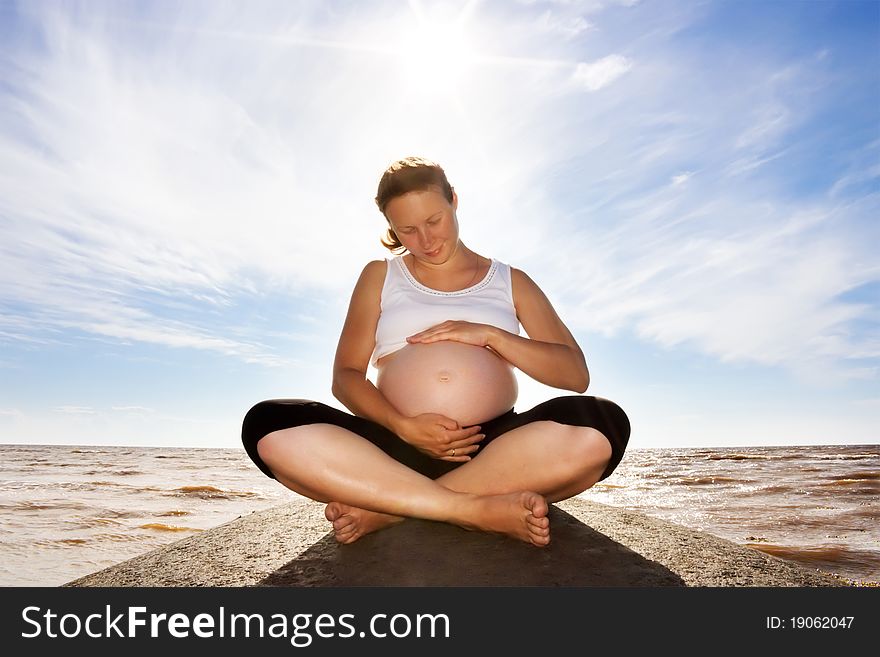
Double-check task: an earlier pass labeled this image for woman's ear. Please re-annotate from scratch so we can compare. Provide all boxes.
[451,187,458,210]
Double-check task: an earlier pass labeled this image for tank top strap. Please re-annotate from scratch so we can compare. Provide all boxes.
[493,259,514,305]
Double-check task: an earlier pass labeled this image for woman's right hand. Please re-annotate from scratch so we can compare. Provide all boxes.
[394,414,485,462]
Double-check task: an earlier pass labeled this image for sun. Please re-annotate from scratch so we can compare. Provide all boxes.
[394,6,478,96]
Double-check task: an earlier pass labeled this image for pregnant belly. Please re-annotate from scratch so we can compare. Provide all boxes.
[376,342,518,426]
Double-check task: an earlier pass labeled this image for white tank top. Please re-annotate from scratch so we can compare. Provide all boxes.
[370,256,521,367]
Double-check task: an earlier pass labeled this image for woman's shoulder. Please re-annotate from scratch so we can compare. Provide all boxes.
[357,259,389,288]
[345,260,388,317]
[507,265,548,308]
[363,258,389,273]
[507,264,533,286]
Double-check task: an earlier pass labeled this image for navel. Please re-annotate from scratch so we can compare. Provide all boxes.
[437,370,452,383]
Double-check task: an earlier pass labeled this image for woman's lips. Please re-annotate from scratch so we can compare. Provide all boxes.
[425,247,442,257]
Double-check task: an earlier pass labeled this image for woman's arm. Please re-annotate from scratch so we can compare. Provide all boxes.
[331,261,408,433]
[404,268,589,392]
[490,268,589,392]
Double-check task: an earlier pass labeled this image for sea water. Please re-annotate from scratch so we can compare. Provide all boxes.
[0,443,877,586]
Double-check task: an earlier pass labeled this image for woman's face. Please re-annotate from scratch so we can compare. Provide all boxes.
[385,188,460,262]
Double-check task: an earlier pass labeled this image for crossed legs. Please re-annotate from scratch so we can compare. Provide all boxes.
[256,420,612,546]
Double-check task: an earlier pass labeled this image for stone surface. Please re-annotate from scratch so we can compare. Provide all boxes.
[65,498,849,588]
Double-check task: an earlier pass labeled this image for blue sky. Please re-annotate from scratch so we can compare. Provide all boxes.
[1,0,878,449]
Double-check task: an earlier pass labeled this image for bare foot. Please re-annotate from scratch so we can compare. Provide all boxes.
[324,502,403,544]
[464,491,551,547]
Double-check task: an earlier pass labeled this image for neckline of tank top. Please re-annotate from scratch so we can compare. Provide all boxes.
[396,256,498,297]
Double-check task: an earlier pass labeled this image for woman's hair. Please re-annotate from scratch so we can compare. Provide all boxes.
[375,156,454,254]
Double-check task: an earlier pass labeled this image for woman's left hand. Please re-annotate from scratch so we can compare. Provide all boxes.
[406,320,495,347]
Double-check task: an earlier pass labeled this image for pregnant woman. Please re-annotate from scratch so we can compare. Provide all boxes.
[242,157,630,547]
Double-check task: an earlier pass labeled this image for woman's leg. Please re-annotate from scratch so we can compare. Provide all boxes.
[327,396,629,543]
[443,395,629,499]
[256,423,550,546]
[328,422,608,542]
[438,422,612,501]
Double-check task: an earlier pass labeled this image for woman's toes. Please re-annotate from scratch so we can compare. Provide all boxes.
[332,517,354,532]
[335,524,357,539]
[530,524,549,537]
[325,501,347,522]
[523,491,549,519]
[527,514,549,530]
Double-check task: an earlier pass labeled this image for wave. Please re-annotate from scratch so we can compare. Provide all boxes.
[93,517,125,527]
[138,523,200,533]
[174,485,224,494]
[818,478,880,495]
[743,542,880,574]
[169,485,257,499]
[830,471,880,481]
[706,453,773,461]
[748,484,793,494]
[82,469,143,476]
[9,500,89,511]
[36,533,141,547]
[814,454,880,461]
[678,476,752,485]
[81,480,126,488]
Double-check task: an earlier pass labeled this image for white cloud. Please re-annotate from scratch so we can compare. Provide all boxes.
[536,10,594,39]
[829,162,880,199]
[734,104,791,151]
[538,189,878,383]
[516,0,639,9]
[0,3,394,365]
[723,149,789,177]
[487,32,878,385]
[54,406,96,415]
[571,54,633,90]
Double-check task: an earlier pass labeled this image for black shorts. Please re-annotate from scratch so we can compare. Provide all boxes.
[242,396,630,482]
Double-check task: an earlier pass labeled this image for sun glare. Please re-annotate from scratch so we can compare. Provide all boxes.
[395,13,476,95]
